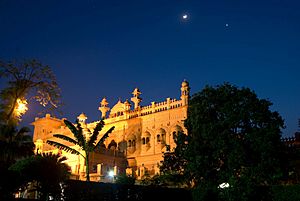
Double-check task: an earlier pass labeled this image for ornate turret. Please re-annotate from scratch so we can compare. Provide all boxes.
[98,97,110,119]
[180,80,190,106]
[131,88,142,109]
[77,112,87,123]
[124,99,131,111]
[77,113,90,140]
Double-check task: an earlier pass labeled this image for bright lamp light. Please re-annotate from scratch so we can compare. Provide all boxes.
[108,170,114,177]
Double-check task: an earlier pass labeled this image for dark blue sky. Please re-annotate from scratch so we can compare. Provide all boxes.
[1,0,299,137]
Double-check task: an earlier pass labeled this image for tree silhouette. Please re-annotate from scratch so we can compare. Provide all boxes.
[47,119,114,181]
[0,124,34,167]
[184,83,284,201]
[0,59,61,125]
[159,131,190,187]
[10,152,70,200]
[0,124,34,200]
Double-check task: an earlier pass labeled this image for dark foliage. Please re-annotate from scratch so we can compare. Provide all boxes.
[185,83,285,201]
[159,131,191,187]
[9,153,70,200]
[115,173,136,185]
[0,124,34,200]
[63,180,192,201]
[0,124,34,166]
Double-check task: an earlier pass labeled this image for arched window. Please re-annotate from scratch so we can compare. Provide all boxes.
[157,128,167,144]
[128,140,132,147]
[157,134,161,143]
[142,132,151,146]
[161,133,166,144]
[118,140,127,152]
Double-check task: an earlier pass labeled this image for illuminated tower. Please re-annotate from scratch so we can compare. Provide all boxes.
[131,88,142,109]
[180,80,190,106]
[98,97,110,119]
[124,99,131,111]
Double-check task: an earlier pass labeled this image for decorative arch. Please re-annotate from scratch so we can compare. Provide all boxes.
[126,133,137,154]
[169,124,186,150]
[142,131,151,145]
[126,133,136,148]
[170,123,185,138]
[156,128,166,144]
[118,140,127,152]
[171,125,184,136]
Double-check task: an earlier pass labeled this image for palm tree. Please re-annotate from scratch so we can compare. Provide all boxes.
[0,124,34,167]
[46,119,115,181]
[0,124,34,200]
[10,152,70,200]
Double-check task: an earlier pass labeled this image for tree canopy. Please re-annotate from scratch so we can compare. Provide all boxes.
[159,131,190,187]
[0,124,34,167]
[162,83,285,201]
[10,153,70,200]
[0,59,61,124]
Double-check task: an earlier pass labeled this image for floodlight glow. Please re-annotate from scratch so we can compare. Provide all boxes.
[218,182,230,189]
[108,170,114,177]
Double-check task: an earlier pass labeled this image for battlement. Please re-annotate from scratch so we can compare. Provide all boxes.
[282,132,300,148]
[100,81,190,122]
[103,98,184,124]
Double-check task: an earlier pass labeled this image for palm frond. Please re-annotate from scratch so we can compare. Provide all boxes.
[15,128,32,142]
[52,134,79,146]
[94,120,105,135]
[17,126,31,134]
[46,140,83,157]
[74,120,86,147]
[63,119,78,136]
[94,126,115,149]
[87,120,105,147]
[58,155,68,163]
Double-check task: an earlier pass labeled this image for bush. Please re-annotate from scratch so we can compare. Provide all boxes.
[272,184,300,201]
[115,173,136,185]
[63,180,192,201]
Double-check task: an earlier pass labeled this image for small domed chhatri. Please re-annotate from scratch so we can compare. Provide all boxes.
[32,81,190,182]
[77,112,87,123]
[124,99,131,111]
[181,79,189,87]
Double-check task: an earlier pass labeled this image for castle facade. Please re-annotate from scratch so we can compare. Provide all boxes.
[32,81,190,181]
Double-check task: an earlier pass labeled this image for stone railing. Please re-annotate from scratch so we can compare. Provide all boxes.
[102,98,184,121]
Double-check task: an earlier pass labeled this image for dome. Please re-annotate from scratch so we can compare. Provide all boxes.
[110,100,125,116]
[124,99,131,106]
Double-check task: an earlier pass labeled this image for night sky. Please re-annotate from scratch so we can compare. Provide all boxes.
[0,0,299,137]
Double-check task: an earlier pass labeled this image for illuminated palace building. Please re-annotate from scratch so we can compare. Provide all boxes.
[32,81,190,182]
